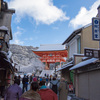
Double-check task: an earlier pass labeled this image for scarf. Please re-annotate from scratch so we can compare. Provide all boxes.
[40,85,47,89]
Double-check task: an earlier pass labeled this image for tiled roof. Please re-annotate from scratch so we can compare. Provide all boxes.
[70,58,98,70]
[62,23,91,45]
[34,44,66,51]
[0,26,8,31]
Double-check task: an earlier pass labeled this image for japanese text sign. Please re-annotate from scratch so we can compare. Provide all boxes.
[84,48,100,58]
[92,17,100,41]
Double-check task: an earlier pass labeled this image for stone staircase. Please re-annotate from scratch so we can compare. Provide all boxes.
[39,70,54,77]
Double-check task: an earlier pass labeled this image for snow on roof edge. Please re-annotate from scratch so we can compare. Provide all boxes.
[70,58,98,70]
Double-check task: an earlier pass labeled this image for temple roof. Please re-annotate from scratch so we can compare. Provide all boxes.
[34,44,66,51]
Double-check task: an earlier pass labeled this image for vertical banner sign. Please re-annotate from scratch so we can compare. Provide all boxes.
[92,17,100,41]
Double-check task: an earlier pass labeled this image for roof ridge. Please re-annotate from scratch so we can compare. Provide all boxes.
[40,44,62,46]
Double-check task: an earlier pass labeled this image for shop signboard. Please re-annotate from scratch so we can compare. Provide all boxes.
[92,17,100,41]
[84,48,100,58]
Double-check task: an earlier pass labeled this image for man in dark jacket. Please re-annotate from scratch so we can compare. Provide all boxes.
[22,75,28,93]
[50,77,59,94]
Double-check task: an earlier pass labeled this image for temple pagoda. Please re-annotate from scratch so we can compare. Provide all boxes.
[33,44,68,70]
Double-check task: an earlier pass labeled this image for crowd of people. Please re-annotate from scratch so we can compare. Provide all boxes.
[3,74,68,100]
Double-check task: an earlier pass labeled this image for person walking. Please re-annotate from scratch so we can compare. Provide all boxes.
[14,75,17,80]
[38,81,58,100]
[22,75,28,93]
[29,75,33,84]
[17,75,21,85]
[50,77,59,94]
[33,77,37,82]
[58,77,68,100]
[39,77,42,82]
[4,79,22,100]
[19,82,41,100]
[46,76,49,86]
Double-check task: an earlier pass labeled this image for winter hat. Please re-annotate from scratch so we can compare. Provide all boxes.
[33,77,37,82]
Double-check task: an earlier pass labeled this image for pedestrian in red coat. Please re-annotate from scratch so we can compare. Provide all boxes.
[38,81,58,100]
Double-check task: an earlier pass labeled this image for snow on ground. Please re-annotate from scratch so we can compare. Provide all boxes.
[39,70,55,77]
[10,44,45,73]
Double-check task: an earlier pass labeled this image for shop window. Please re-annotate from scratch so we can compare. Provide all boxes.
[77,37,81,53]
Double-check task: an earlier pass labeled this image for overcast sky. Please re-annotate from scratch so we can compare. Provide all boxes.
[5,0,100,47]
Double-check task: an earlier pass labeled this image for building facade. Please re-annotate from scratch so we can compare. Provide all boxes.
[63,24,99,59]
[0,1,15,97]
[0,0,15,52]
[70,57,100,100]
[60,23,100,96]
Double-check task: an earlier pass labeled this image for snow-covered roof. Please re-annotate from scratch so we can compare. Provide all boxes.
[34,44,66,51]
[7,51,12,59]
[70,58,98,70]
[62,60,73,67]
[0,51,12,63]
[73,53,84,56]
[82,57,89,61]
[57,64,73,71]
[62,23,91,45]
[0,26,8,31]
[57,61,73,71]
[0,51,7,56]
[12,63,14,66]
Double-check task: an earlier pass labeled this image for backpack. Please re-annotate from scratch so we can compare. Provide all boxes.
[51,82,58,94]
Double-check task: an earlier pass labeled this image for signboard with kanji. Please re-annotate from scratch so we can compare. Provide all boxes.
[92,17,100,41]
[84,48,100,58]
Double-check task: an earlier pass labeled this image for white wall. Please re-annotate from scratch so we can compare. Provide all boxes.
[69,39,77,58]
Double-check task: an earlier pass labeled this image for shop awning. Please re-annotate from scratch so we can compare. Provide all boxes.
[0,58,14,71]
[0,51,14,72]
[70,58,98,70]
[57,62,73,71]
